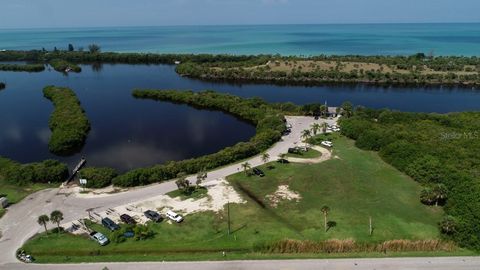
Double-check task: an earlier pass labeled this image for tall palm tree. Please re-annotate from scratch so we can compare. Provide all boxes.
[50,210,64,233]
[310,123,321,135]
[37,215,50,234]
[301,129,312,148]
[261,152,270,164]
[322,122,328,134]
[432,183,448,206]
[321,206,330,232]
[320,105,327,117]
[241,162,251,176]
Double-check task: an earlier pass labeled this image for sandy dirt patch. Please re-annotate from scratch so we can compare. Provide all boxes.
[64,178,246,227]
[266,185,301,208]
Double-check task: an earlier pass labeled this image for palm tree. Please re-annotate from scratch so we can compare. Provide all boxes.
[37,215,50,234]
[432,184,448,206]
[320,105,327,117]
[321,206,330,232]
[322,122,328,133]
[261,152,270,164]
[50,210,64,233]
[196,170,207,188]
[310,123,321,135]
[241,162,251,176]
[301,129,312,148]
[440,216,457,235]
[341,101,353,118]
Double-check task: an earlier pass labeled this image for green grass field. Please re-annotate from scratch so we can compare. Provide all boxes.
[22,136,455,263]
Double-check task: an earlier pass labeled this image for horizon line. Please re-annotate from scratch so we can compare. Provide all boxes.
[1,21,480,31]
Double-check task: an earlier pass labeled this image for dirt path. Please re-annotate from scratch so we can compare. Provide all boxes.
[286,145,332,164]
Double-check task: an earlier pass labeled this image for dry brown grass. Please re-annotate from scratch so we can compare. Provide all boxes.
[211,60,478,77]
[262,239,456,254]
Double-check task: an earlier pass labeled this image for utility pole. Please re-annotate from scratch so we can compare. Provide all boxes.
[227,201,231,235]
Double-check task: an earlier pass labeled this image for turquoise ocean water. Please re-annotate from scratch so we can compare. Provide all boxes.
[0,23,479,56]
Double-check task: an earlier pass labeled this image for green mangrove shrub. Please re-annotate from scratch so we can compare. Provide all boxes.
[80,167,118,188]
[43,86,90,155]
[0,156,68,185]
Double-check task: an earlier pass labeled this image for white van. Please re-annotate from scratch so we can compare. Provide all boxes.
[166,210,184,223]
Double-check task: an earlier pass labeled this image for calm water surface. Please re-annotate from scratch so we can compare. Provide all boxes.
[1,64,480,171]
[1,24,480,56]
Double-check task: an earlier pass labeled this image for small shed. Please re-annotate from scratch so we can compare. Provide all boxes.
[0,197,9,209]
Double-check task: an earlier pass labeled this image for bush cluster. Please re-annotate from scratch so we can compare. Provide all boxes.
[43,86,91,155]
[49,59,81,73]
[112,90,285,187]
[0,156,68,185]
[339,109,480,250]
[80,167,118,188]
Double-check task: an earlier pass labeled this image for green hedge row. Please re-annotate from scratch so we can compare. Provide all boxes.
[111,90,286,187]
[0,156,68,186]
[0,63,45,72]
[339,109,480,250]
[43,86,90,155]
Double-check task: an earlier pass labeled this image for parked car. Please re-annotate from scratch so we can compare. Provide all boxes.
[144,210,163,222]
[101,217,120,231]
[288,147,301,154]
[120,214,136,225]
[166,210,184,223]
[90,231,109,246]
[253,167,265,177]
[277,158,290,164]
[321,141,333,148]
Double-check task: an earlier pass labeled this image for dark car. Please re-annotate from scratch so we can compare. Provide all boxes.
[144,210,163,222]
[288,147,301,154]
[120,214,136,225]
[277,158,290,164]
[253,167,265,177]
[101,217,120,231]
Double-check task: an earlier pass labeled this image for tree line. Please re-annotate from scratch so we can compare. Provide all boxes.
[0,63,45,72]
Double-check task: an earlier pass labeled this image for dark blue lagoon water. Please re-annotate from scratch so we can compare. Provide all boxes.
[1,63,480,171]
[1,23,480,56]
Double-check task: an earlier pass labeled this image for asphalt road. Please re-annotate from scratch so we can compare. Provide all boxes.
[0,116,337,267]
[2,257,480,270]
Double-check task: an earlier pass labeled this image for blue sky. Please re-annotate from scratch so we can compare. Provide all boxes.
[1,0,479,28]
